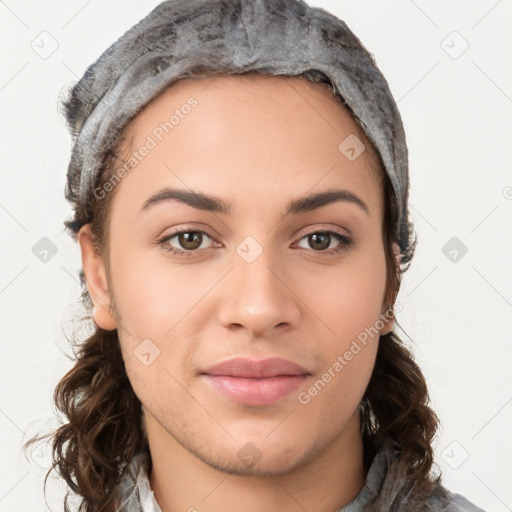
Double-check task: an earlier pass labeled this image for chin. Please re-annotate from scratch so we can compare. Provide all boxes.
[203,446,313,477]
[190,434,318,478]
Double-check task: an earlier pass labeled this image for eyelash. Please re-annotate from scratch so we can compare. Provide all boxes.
[156,226,353,258]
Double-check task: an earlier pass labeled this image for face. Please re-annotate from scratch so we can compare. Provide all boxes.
[79,73,397,476]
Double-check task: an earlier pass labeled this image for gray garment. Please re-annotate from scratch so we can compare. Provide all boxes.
[112,439,485,511]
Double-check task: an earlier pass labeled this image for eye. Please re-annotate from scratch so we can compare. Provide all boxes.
[295,231,353,255]
[157,227,217,257]
[156,227,353,258]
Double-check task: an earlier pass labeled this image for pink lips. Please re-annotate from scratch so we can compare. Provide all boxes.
[202,357,310,406]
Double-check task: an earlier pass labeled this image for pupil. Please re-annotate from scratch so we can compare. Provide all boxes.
[311,233,329,250]
[180,232,201,250]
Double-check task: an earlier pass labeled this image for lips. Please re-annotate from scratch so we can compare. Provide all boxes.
[201,357,311,406]
[203,357,310,378]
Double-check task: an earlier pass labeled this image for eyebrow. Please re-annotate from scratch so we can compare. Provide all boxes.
[139,186,370,217]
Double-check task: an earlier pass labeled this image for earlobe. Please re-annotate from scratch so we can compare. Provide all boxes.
[379,242,402,336]
[379,310,395,336]
[77,224,117,331]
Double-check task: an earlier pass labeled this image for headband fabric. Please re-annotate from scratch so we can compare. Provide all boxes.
[63,0,411,255]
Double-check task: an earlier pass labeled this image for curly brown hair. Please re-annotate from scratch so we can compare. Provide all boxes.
[23,71,448,511]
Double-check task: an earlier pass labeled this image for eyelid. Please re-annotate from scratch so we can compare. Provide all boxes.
[162,223,218,240]
[293,223,351,240]
[157,223,353,256]
[160,223,350,244]
[158,224,219,250]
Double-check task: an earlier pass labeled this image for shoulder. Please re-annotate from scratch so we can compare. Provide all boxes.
[407,483,487,512]
[386,481,487,512]
[356,438,487,512]
[438,489,486,512]
[372,438,487,512]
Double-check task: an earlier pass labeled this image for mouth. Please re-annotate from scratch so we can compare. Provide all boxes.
[201,357,311,406]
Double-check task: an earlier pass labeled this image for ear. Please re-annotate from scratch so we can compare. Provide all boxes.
[379,241,402,336]
[77,224,117,330]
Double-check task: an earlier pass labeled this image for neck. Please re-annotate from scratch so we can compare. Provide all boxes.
[147,411,367,512]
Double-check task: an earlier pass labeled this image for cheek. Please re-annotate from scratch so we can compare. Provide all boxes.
[307,252,387,344]
[108,239,187,335]
[294,250,386,408]
[109,249,211,381]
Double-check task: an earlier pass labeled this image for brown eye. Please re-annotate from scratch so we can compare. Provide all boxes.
[296,231,353,254]
[176,231,204,251]
[158,229,216,256]
[308,233,331,251]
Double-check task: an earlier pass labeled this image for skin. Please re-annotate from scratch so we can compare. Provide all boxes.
[79,73,400,512]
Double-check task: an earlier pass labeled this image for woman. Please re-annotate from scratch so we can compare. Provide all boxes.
[24,0,485,511]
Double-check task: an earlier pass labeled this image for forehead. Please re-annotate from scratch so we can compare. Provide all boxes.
[123,73,380,163]
[110,73,384,217]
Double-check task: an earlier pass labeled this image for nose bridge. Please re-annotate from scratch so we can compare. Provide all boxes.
[219,235,300,336]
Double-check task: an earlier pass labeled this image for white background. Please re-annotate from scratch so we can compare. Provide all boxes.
[1,1,511,511]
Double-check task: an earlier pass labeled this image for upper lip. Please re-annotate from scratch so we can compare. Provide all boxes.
[202,357,311,378]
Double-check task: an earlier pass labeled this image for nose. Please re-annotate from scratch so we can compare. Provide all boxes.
[218,244,301,338]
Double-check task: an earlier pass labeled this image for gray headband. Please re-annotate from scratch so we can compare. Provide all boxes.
[63,0,411,257]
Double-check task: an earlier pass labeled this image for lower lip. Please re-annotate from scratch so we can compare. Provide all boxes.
[203,374,309,406]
